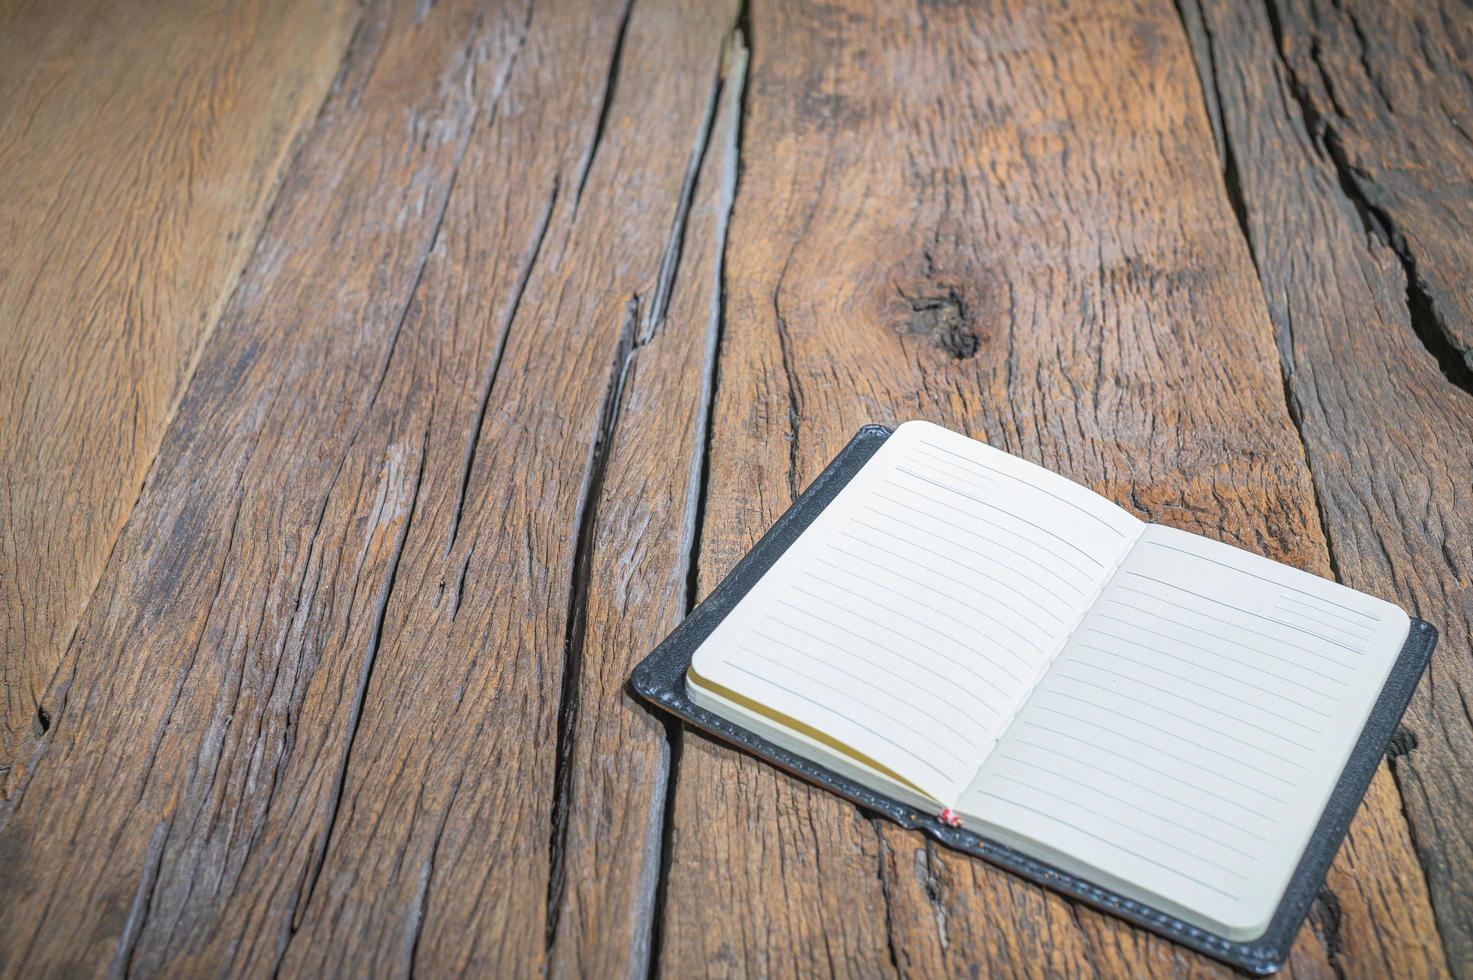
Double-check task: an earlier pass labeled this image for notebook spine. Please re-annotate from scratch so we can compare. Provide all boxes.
[986,520,1148,746]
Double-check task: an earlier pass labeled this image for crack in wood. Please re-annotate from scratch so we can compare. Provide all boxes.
[439,0,539,563]
[404,774,461,977]
[772,306,805,504]
[287,426,430,938]
[546,296,642,950]
[444,174,559,560]
[1060,899,1103,978]
[646,25,747,980]
[447,538,476,621]
[1261,0,1473,393]
[871,822,902,973]
[86,454,257,975]
[269,4,507,936]
[643,48,728,346]
[111,819,173,979]
[766,137,835,507]
[917,843,950,955]
[571,0,636,213]
[1174,0,1256,273]
[643,713,684,980]
[1311,886,1348,980]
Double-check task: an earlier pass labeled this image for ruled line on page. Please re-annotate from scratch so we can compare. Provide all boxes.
[842,527,1072,627]
[726,662,956,783]
[1093,602,1348,693]
[749,629,979,748]
[1138,539,1382,621]
[732,651,966,771]
[1274,602,1377,646]
[1031,703,1290,806]
[870,489,1089,595]
[847,515,1072,623]
[909,445,999,487]
[1275,592,1383,629]
[1080,622,1335,718]
[1112,583,1358,670]
[907,450,1003,498]
[880,476,1101,583]
[826,543,1045,661]
[969,788,1242,900]
[821,548,1042,667]
[739,645,942,743]
[991,753,1259,861]
[1009,726,1277,831]
[859,503,1083,605]
[985,768,1252,878]
[1066,658,1316,752]
[1073,638,1325,734]
[1123,572,1367,656]
[1053,672,1309,768]
[916,439,1133,537]
[773,598,1005,715]
[892,466,1105,568]
[795,574,1017,697]
[839,524,1068,626]
[877,477,1099,585]
[1041,691,1296,795]
[765,610,999,725]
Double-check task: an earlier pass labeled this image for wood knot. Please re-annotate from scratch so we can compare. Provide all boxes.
[896,284,978,359]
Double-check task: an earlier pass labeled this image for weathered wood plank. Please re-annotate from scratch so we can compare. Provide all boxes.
[0,0,540,972]
[272,1,744,972]
[658,0,1441,974]
[1264,0,1473,372]
[546,29,746,979]
[1181,0,1472,972]
[0,0,360,784]
[0,0,518,972]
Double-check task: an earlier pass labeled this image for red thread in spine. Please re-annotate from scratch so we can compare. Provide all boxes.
[939,807,962,828]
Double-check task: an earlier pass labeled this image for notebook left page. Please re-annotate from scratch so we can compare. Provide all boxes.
[688,420,1143,805]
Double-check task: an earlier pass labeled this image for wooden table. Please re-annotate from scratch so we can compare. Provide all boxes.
[1,0,1469,975]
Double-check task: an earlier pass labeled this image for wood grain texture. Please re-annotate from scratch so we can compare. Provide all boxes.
[0,0,745,974]
[1180,0,1473,972]
[1,0,1466,974]
[658,0,1443,974]
[0,0,359,785]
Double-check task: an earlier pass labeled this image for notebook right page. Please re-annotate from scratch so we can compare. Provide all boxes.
[956,523,1411,939]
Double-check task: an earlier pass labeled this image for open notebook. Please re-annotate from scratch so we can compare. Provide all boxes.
[633,421,1435,971]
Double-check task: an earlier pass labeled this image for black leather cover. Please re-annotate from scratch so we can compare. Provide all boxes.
[630,424,1438,974]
